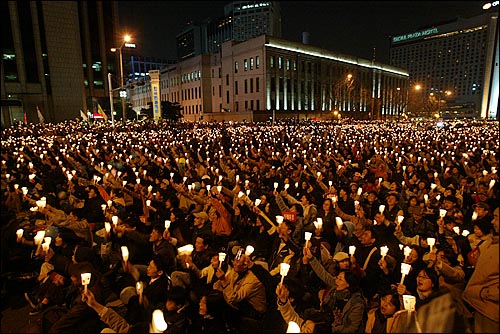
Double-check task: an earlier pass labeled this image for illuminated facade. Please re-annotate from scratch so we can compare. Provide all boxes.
[130,35,408,121]
[390,12,499,119]
[1,1,119,126]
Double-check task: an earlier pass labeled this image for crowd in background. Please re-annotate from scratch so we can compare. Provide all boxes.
[1,118,498,333]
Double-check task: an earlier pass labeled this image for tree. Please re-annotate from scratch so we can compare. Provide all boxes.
[161,101,183,121]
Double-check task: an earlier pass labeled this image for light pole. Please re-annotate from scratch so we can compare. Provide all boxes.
[107,73,115,126]
[111,35,132,122]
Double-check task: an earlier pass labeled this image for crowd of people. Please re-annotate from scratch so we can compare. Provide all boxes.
[0,117,498,333]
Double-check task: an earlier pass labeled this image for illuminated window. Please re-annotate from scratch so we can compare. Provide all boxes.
[250,57,254,70]
[256,56,260,68]
[235,61,239,73]
[244,59,248,71]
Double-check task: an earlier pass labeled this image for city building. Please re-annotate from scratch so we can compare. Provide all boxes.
[390,11,499,119]
[175,1,282,61]
[129,34,409,122]
[1,1,120,126]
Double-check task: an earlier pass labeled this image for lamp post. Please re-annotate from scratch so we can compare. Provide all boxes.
[111,35,132,122]
[430,90,452,118]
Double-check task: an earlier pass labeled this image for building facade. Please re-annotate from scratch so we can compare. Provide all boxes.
[129,35,409,122]
[390,11,499,119]
[1,1,120,126]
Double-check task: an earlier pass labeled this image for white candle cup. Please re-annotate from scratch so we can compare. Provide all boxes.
[489,179,496,189]
[284,183,290,190]
[349,245,356,256]
[400,263,412,284]
[217,185,222,193]
[245,245,254,256]
[430,183,437,190]
[279,263,290,284]
[397,215,404,224]
[427,237,435,252]
[379,205,385,214]
[246,189,250,196]
[16,229,24,241]
[136,281,143,295]
[188,184,192,191]
[274,182,279,189]
[177,244,194,256]
[237,191,244,198]
[14,184,19,190]
[235,175,240,182]
[313,220,323,230]
[206,185,211,192]
[136,178,141,184]
[146,200,151,207]
[335,217,343,229]
[436,194,441,201]
[380,246,389,258]
[434,172,438,179]
[22,187,28,195]
[403,295,416,311]
[164,220,171,230]
[81,272,91,293]
[471,212,478,221]
[170,173,174,179]
[439,209,447,218]
[122,180,127,187]
[152,309,168,332]
[304,232,312,245]
[107,200,113,208]
[44,236,52,246]
[42,242,50,252]
[461,230,470,237]
[399,244,404,251]
[105,222,111,233]
[101,204,107,212]
[403,246,412,259]
[286,321,301,333]
[276,215,284,224]
[218,252,226,266]
[354,200,359,207]
[121,246,129,262]
[148,185,153,193]
[423,194,429,203]
[112,215,119,226]
[254,199,261,206]
[328,180,333,187]
[34,231,46,245]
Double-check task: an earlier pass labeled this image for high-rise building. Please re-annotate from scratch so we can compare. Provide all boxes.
[175,1,282,61]
[390,11,498,119]
[1,1,119,126]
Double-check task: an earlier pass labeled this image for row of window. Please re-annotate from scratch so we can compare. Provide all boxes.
[235,56,261,73]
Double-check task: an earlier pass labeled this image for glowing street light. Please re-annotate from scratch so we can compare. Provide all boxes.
[111,35,135,122]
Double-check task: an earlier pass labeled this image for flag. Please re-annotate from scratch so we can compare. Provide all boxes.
[23,111,27,124]
[80,109,88,121]
[36,105,45,124]
[95,100,109,121]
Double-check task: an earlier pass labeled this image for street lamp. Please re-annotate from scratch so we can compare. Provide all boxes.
[111,35,132,122]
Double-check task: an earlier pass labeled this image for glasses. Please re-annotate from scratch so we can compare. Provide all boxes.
[417,274,430,280]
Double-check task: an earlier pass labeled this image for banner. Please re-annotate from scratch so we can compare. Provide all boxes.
[92,98,108,121]
[36,105,45,124]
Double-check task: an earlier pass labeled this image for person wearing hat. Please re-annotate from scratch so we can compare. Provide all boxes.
[192,211,214,245]
[401,205,436,238]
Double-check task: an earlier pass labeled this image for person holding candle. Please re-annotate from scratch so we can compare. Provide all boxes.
[213,253,267,331]
[267,219,299,280]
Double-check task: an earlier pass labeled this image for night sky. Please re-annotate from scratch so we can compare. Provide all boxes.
[119,1,486,64]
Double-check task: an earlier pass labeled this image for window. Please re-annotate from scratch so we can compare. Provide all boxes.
[235,81,239,95]
[236,101,239,112]
[286,59,290,70]
[213,86,215,96]
[256,77,260,92]
[226,90,230,103]
[250,78,253,93]
[278,57,282,69]
[219,85,222,97]
[245,100,248,110]
[250,57,254,70]
[256,56,260,69]
[256,99,260,110]
[235,61,239,73]
[270,56,274,68]
[226,74,229,86]
[250,100,254,110]
[218,67,221,78]
[244,59,248,71]
[244,79,248,94]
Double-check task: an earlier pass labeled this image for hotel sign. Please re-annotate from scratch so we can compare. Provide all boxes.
[148,70,161,121]
[392,27,439,44]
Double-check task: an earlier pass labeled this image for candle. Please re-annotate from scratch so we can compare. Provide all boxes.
[112,215,119,226]
[462,230,470,237]
[22,187,28,195]
[152,309,168,333]
[489,179,496,189]
[254,199,261,206]
[177,244,194,256]
[218,252,226,267]
[274,182,279,189]
[379,205,385,214]
[101,204,107,212]
[430,183,437,190]
[286,321,301,333]
[471,212,478,221]
[404,246,412,259]
[34,231,46,245]
[107,200,113,208]
[246,189,250,196]
[14,184,19,190]
[206,185,211,192]
[328,180,333,187]
[304,232,312,247]
[148,185,153,193]
[423,194,429,203]
[314,219,323,230]
[165,220,171,230]
[434,172,438,179]
[44,236,52,246]
[403,295,416,311]
[170,172,174,179]
[81,273,91,293]
[453,226,460,234]
[276,215,284,224]
[217,185,222,193]
[397,215,404,224]
[284,183,290,190]
[136,281,143,298]
[349,245,356,256]
[400,263,412,284]
[380,246,389,258]
[237,191,244,198]
[354,200,359,206]
[436,194,441,201]
[16,229,23,242]
[105,222,111,233]
[245,245,254,256]
[279,263,290,284]
[42,242,50,252]
[121,246,129,262]
[136,178,141,184]
[335,217,343,229]
[427,238,436,252]
[439,209,447,218]
[378,177,383,184]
